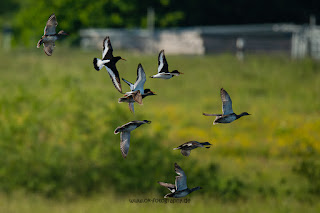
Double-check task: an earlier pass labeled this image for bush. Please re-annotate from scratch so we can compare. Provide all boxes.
[293,159,320,195]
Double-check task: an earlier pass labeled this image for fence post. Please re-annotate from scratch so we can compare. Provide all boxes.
[2,25,12,51]
[236,37,245,61]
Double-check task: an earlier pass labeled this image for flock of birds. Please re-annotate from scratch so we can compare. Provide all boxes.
[37,13,251,198]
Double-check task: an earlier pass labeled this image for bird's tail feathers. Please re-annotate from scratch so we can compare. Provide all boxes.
[93,58,107,71]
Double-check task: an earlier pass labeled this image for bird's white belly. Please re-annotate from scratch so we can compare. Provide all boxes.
[152,73,172,79]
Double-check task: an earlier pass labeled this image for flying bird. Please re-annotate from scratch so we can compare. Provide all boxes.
[93,36,125,93]
[203,88,250,124]
[158,163,202,198]
[37,13,68,56]
[173,141,212,156]
[118,89,156,114]
[114,120,151,158]
[119,64,156,113]
[150,50,183,79]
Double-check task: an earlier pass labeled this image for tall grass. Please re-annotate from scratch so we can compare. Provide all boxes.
[1,192,320,213]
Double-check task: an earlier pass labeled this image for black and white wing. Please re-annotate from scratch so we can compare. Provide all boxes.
[120,131,130,158]
[102,36,113,60]
[221,88,234,115]
[174,163,188,191]
[134,120,151,125]
[116,120,150,133]
[114,121,135,134]
[122,78,134,91]
[158,182,176,193]
[105,65,122,93]
[44,13,57,35]
[174,141,193,150]
[114,121,135,133]
[158,50,169,73]
[133,64,146,92]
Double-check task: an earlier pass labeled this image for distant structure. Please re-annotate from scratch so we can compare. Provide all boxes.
[236,37,245,61]
[80,23,320,59]
[80,28,205,55]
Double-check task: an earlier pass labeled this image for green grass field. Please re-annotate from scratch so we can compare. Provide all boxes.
[0,48,319,212]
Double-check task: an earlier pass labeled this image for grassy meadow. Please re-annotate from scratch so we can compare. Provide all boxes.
[0,47,320,212]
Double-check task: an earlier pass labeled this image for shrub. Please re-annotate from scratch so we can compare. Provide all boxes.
[293,159,320,195]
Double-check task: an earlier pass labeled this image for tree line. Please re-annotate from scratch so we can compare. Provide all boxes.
[1,0,320,46]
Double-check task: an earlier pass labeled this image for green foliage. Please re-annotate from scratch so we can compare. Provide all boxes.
[158,11,185,27]
[10,0,185,46]
[191,163,244,200]
[0,0,19,16]
[2,192,320,213]
[293,159,320,195]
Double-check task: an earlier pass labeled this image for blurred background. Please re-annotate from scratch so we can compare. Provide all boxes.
[0,0,320,212]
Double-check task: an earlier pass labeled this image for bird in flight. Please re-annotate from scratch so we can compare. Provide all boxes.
[173,141,212,156]
[93,36,126,93]
[37,13,68,56]
[119,64,156,113]
[114,120,151,158]
[158,163,202,198]
[150,50,183,79]
[203,88,250,124]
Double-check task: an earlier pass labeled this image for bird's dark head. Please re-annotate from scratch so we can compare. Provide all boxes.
[58,30,68,36]
[143,120,152,124]
[240,112,250,117]
[144,89,156,95]
[171,70,183,76]
[191,186,202,192]
[114,56,126,63]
